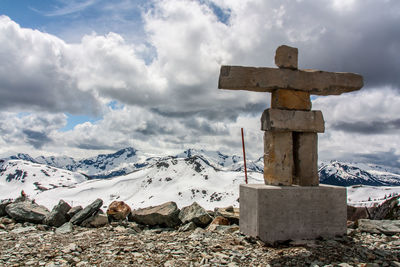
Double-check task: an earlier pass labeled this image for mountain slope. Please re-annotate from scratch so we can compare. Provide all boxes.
[319,161,400,186]
[0,160,87,199]
[33,155,263,210]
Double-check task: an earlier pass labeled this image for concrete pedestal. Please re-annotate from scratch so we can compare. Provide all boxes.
[240,184,347,243]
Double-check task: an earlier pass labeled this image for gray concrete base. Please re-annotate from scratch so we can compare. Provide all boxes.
[240,184,347,243]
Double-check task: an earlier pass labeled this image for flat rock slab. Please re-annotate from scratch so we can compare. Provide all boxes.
[5,201,49,224]
[130,201,181,228]
[271,89,311,110]
[219,66,363,95]
[357,219,400,235]
[261,108,325,133]
[70,199,103,225]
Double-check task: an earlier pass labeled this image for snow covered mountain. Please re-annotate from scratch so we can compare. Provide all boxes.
[4,147,262,179]
[0,159,87,199]
[2,148,400,209]
[2,155,263,210]
[319,161,400,186]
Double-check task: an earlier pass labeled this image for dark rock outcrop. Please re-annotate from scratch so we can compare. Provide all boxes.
[70,199,103,225]
[129,201,181,228]
[372,195,400,220]
[347,205,371,221]
[179,202,212,227]
[44,200,71,227]
[5,201,49,224]
[0,199,12,217]
[67,206,83,220]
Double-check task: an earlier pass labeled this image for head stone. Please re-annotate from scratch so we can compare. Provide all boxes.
[275,45,298,70]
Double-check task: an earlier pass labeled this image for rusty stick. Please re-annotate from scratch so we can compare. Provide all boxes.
[241,128,248,184]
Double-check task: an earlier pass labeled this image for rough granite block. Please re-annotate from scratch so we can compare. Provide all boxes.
[271,89,311,111]
[264,131,293,186]
[240,184,347,243]
[261,108,325,133]
[293,132,319,186]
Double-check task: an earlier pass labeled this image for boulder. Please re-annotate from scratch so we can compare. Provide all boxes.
[357,219,400,235]
[56,222,74,234]
[0,199,12,217]
[347,205,371,221]
[81,212,108,228]
[44,200,71,227]
[129,201,181,228]
[372,195,400,220]
[70,199,103,225]
[214,207,239,225]
[5,201,49,224]
[179,202,212,227]
[67,206,83,220]
[107,201,131,221]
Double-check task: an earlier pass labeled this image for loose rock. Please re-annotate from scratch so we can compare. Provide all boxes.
[179,202,212,227]
[44,200,71,227]
[70,199,103,225]
[5,201,49,224]
[106,201,131,221]
[130,201,181,228]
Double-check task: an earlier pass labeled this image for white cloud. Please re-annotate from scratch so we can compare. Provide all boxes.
[0,0,400,167]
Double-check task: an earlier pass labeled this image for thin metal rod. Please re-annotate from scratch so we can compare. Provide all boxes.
[241,128,248,184]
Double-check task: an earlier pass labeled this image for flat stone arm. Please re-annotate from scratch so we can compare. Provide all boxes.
[261,109,325,133]
[218,66,363,95]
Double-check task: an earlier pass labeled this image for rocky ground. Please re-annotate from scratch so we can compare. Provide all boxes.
[0,218,400,267]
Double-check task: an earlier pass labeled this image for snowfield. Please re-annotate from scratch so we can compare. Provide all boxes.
[1,148,400,210]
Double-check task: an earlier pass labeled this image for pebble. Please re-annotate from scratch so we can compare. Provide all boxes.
[0,223,399,266]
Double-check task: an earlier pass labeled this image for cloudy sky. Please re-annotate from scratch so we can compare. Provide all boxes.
[0,0,399,167]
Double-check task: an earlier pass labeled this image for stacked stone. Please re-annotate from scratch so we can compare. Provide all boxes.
[261,45,324,186]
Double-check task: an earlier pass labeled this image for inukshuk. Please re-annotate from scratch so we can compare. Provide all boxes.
[219,45,363,186]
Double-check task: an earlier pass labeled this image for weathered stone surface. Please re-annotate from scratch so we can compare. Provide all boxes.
[179,202,212,227]
[67,206,83,220]
[209,216,230,226]
[70,199,103,225]
[0,199,12,217]
[44,200,71,227]
[218,66,363,95]
[347,205,371,221]
[357,219,400,235]
[5,201,49,224]
[107,201,131,221]
[55,222,74,234]
[214,207,239,225]
[263,131,293,186]
[271,89,311,110]
[240,184,347,243]
[130,201,181,228]
[178,221,197,232]
[293,132,319,186]
[275,45,298,69]
[372,195,400,220]
[81,213,108,228]
[261,108,325,133]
